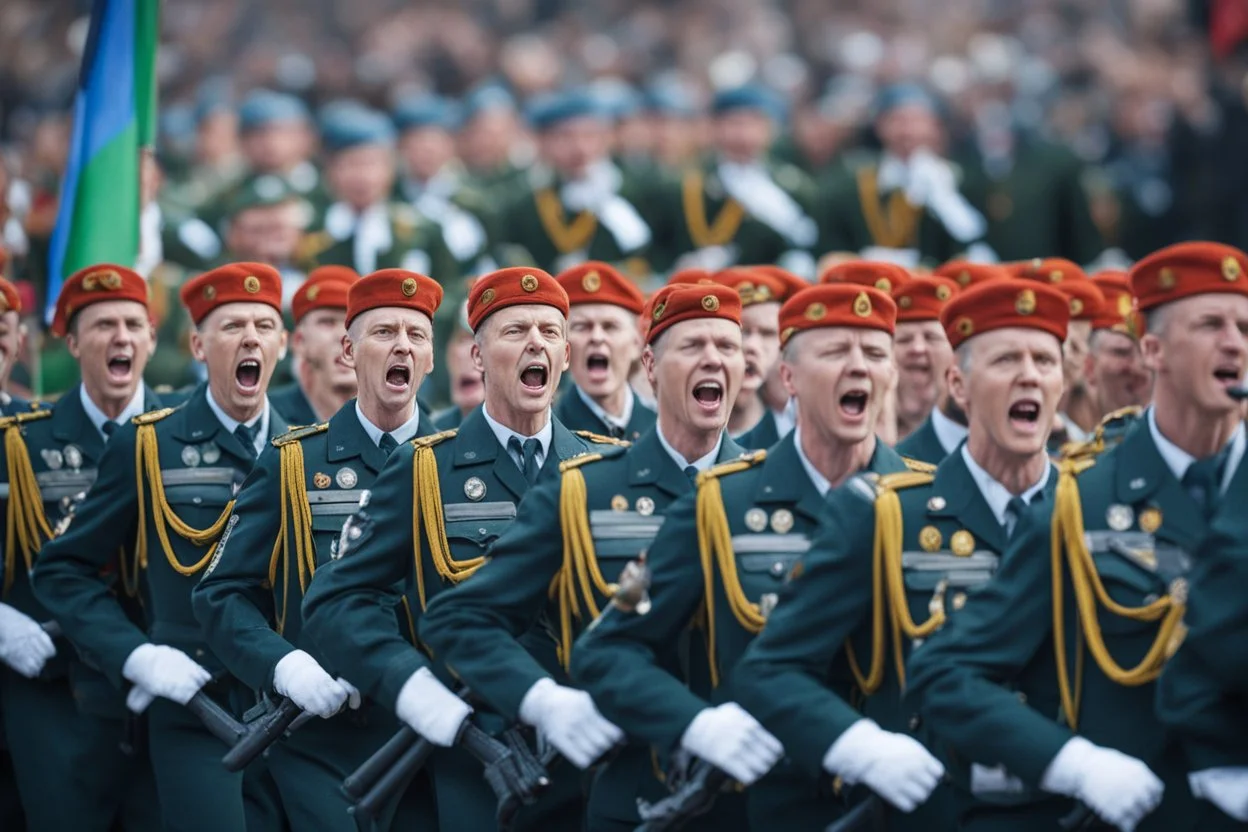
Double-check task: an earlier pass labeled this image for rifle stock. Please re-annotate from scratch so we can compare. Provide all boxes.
[222,697,303,772]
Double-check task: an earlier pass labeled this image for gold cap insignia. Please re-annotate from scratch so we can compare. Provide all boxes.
[479,287,496,307]
[1158,268,1176,290]
[853,292,872,318]
[1117,294,1132,316]
[203,284,217,301]
[780,326,797,342]
[94,269,122,290]
[935,285,952,301]
[874,278,892,291]
[919,525,943,552]
[306,284,321,301]
[1015,289,1037,315]
[1070,298,1083,317]
[955,317,974,337]
[701,294,720,312]
[243,275,262,294]
[1049,270,1063,283]
[805,302,827,321]
[950,530,975,556]
[652,301,667,320]
[401,277,418,297]
[755,285,772,302]
[1223,256,1241,281]
[520,274,539,292]
[898,295,913,309]
[582,271,601,292]
[957,270,971,286]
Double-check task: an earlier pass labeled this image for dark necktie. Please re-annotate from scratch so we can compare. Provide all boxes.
[684,465,699,485]
[607,423,626,440]
[1184,448,1229,518]
[102,421,117,438]
[379,432,399,455]
[1005,495,1029,539]
[234,422,260,460]
[509,436,541,484]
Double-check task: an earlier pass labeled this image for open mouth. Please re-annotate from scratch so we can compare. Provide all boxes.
[107,355,133,380]
[1008,399,1041,430]
[586,353,610,382]
[457,373,482,392]
[692,380,723,412]
[1214,367,1241,388]
[520,364,549,391]
[744,360,761,380]
[385,364,411,391]
[839,390,868,417]
[235,359,261,392]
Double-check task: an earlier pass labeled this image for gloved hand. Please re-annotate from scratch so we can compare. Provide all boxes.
[273,650,350,719]
[680,702,784,785]
[904,149,958,205]
[121,644,211,712]
[0,603,55,678]
[337,677,362,711]
[1042,737,1163,831]
[394,667,472,746]
[823,719,945,813]
[518,677,623,769]
[1190,768,1248,821]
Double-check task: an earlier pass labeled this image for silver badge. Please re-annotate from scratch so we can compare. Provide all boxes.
[927,496,947,511]
[181,445,201,467]
[63,445,82,471]
[1106,504,1134,532]
[770,509,795,534]
[636,496,655,517]
[41,448,63,470]
[200,444,220,465]
[464,477,486,501]
[744,508,767,532]
[336,467,358,489]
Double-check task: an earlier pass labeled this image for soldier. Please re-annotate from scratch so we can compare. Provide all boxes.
[1084,271,1152,419]
[907,242,1248,832]
[734,279,1072,829]
[419,282,749,831]
[297,105,456,284]
[431,298,484,430]
[0,275,30,414]
[193,269,443,829]
[300,267,610,831]
[494,90,653,276]
[890,276,961,447]
[458,82,528,193]
[573,282,920,830]
[268,266,360,425]
[735,265,811,450]
[0,265,163,831]
[34,263,290,831]
[553,261,656,440]
[653,85,818,277]
[712,268,785,441]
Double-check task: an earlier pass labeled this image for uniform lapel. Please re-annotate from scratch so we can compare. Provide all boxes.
[627,429,689,500]
[753,433,824,525]
[926,451,1007,554]
[325,403,384,476]
[1113,423,1205,551]
[50,384,105,463]
[454,408,528,501]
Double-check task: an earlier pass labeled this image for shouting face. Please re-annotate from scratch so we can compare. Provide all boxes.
[191,302,287,421]
[472,305,570,422]
[66,300,156,405]
[567,303,641,403]
[783,327,896,446]
[644,317,745,437]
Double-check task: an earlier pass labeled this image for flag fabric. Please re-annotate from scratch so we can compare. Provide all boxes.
[46,0,160,323]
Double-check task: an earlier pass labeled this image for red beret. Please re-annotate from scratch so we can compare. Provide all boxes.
[941,280,1070,351]
[643,283,741,346]
[556,261,645,315]
[780,285,896,347]
[292,266,359,322]
[711,267,787,306]
[1090,271,1142,337]
[51,264,150,337]
[180,262,283,326]
[1010,258,1104,321]
[666,268,716,286]
[1128,241,1248,312]
[0,277,21,316]
[819,260,912,294]
[933,261,1010,288]
[892,276,960,323]
[346,269,444,327]
[749,265,811,302]
[467,267,569,332]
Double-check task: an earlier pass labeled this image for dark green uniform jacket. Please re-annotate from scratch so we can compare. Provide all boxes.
[553,385,656,442]
[733,408,785,451]
[419,426,744,830]
[894,413,953,466]
[267,382,318,427]
[734,448,1056,830]
[908,418,1224,832]
[296,201,459,285]
[572,434,909,830]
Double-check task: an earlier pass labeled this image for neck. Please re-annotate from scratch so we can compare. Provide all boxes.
[728,393,766,435]
[895,407,928,442]
[485,394,549,438]
[966,431,1048,496]
[1153,393,1240,459]
[592,383,629,419]
[803,428,876,489]
[659,418,720,465]
[760,384,788,412]
[83,382,138,421]
[1064,388,1100,434]
[939,396,968,426]
[301,369,352,422]
[360,396,415,434]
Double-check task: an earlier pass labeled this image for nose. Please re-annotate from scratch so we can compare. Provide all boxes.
[1017,353,1042,386]
[845,343,868,374]
[1219,320,1248,357]
[392,330,412,355]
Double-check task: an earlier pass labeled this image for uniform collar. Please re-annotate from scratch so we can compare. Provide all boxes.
[931,407,969,455]
[354,401,422,447]
[792,425,832,498]
[655,420,723,473]
[574,383,635,432]
[79,384,145,439]
[959,443,1050,526]
[206,386,270,456]
[482,405,553,463]
[773,398,797,439]
[1147,406,1245,493]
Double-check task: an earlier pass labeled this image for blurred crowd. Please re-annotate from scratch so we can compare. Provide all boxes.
[1,0,1247,404]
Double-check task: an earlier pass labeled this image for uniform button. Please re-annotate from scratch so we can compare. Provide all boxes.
[908,714,921,731]
[770,561,785,576]
[195,649,205,658]
[478,528,487,536]
[192,496,203,505]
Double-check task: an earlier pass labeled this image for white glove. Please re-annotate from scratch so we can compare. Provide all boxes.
[680,702,784,785]
[0,603,55,678]
[394,667,472,746]
[518,677,624,769]
[1190,768,1248,822]
[823,719,945,813]
[121,644,211,711]
[1041,737,1163,831]
[273,650,349,719]
[337,677,362,711]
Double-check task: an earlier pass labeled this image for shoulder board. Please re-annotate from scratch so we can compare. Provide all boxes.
[0,409,52,430]
[572,430,631,447]
[411,428,458,449]
[28,400,46,412]
[1058,437,1099,461]
[1098,405,1142,429]
[901,456,936,473]
[877,470,935,491]
[560,452,606,473]
[133,407,177,426]
[272,422,329,447]
[700,449,767,482]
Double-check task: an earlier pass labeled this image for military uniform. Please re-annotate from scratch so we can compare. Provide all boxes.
[895,409,967,467]
[431,405,468,431]
[268,381,318,427]
[553,384,656,442]
[193,402,432,830]
[572,433,912,831]
[734,407,786,451]
[0,386,164,831]
[296,200,458,284]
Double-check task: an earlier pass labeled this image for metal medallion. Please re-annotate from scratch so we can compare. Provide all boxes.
[927,496,947,512]
[919,525,943,552]
[201,444,221,465]
[63,445,83,471]
[610,494,629,512]
[1139,507,1162,534]
[464,477,487,502]
[1106,504,1134,532]
[744,508,767,532]
[42,448,63,470]
[181,445,201,467]
[313,472,331,489]
[769,509,794,534]
[952,592,968,611]
[950,530,975,557]
[336,467,358,489]
[635,496,655,517]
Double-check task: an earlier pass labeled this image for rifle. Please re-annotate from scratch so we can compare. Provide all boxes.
[1059,803,1109,830]
[635,754,731,832]
[221,697,304,772]
[185,690,248,747]
[825,795,886,832]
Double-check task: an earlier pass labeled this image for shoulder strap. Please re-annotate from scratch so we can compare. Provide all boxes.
[272,422,329,447]
[572,429,631,448]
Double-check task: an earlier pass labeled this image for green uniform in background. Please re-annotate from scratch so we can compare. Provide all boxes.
[553,384,656,442]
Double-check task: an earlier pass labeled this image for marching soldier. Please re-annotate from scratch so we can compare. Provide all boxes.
[908,242,1248,831]
[430,298,485,430]
[268,266,360,425]
[890,276,961,448]
[193,269,443,829]
[1083,270,1152,420]
[572,283,919,830]
[553,261,656,440]
[419,282,749,831]
[0,265,163,831]
[34,263,290,831]
[713,268,785,441]
[735,265,810,451]
[300,267,610,831]
[734,279,1072,829]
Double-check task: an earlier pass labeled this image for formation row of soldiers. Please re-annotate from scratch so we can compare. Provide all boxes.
[0,239,1244,832]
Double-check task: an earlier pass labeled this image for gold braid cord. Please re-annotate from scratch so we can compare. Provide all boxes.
[535,189,598,253]
[3,422,53,597]
[695,455,766,688]
[551,456,612,669]
[134,423,234,577]
[410,444,484,611]
[265,442,316,635]
[856,167,922,249]
[1049,461,1184,731]
[682,171,747,248]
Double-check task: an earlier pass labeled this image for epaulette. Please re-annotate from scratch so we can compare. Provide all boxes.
[133,407,177,426]
[901,456,936,474]
[560,452,606,473]
[411,428,458,449]
[697,449,767,485]
[572,429,631,448]
[0,409,52,430]
[272,422,329,447]
[877,470,935,491]
[28,400,46,412]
